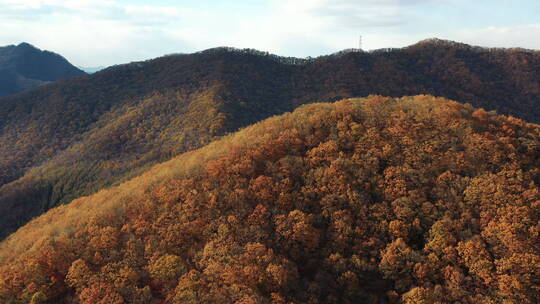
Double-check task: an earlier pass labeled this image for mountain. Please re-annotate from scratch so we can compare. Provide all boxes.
[1,96,539,303]
[0,42,86,96]
[1,39,540,239]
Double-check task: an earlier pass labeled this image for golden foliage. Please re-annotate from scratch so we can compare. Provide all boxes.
[1,95,540,303]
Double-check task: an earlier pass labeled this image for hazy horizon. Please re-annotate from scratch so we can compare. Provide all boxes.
[1,0,539,66]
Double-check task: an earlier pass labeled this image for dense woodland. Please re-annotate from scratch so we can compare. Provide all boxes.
[1,96,539,303]
[1,39,540,239]
[0,43,85,96]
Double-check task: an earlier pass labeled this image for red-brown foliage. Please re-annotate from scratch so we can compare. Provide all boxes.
[1,95,540,303]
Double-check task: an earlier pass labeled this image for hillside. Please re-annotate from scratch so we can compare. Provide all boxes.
[0,43,86,96]
[1,39,540,239]
[0,95,539,303]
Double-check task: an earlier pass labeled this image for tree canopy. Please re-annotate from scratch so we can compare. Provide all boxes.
[1,40,540,240]
[1,95,539,303]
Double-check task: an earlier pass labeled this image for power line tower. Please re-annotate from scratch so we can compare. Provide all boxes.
[359,35,363,51]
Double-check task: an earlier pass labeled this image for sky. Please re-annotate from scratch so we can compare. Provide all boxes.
[0,0,539,67]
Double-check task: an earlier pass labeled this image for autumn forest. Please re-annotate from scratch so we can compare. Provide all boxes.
[0,40,540,303]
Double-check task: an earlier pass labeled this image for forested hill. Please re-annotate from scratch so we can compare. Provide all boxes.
[0,42,86,96]
[1,96,539,303]
[1,38,540,239]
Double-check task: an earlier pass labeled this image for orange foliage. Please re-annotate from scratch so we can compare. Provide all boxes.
[1,96,540,303]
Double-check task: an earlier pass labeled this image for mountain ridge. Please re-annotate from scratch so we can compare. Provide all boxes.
[1,38,540,239]
[110,38,540,69]
[0,42,86,96]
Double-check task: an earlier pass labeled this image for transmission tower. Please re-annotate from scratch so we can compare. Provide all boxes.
[359,35,363,50]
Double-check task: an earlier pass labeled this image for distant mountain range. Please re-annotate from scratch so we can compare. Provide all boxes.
[0,38,539,241]
[78,66,106,74]
[0,42,86,96]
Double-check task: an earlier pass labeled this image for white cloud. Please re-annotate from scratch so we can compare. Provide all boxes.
[0,0,198,66]
[0,0,115,11]
[258,0,460,53]
[270,0,455,29]
[0,0,538,67]
[1,0,435,65]
[455,24,540,50]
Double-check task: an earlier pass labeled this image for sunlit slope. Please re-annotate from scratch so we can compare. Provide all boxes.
[1,95,539,303]
[2,39,540,239]
[0,88,230,238]
[0,50,294,239]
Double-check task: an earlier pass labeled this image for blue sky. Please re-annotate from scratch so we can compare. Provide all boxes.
[0,0,539,66]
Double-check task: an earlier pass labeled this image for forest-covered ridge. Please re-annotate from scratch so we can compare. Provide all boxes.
[1,37,540,240]
[0,42,86,97]
[109,38,540,68]
[1,95,539,303]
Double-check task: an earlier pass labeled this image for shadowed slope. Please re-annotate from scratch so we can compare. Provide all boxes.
[0,43,85,96]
